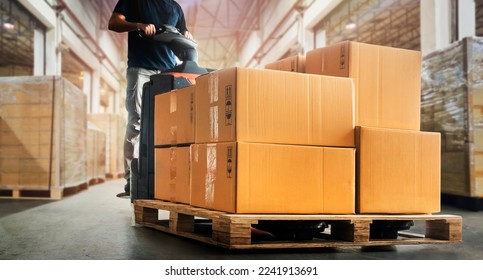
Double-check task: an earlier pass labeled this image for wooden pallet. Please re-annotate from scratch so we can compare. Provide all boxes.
[134,200,463,250]
[0,183,88,200]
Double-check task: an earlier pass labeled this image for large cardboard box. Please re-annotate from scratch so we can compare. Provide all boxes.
[306,41,421,131]
[356,127,441,214]
[155,146,191,204]
[195,67,354,147]
[191,142,355,214]
[154,86,195,146]
[265,55,306,73]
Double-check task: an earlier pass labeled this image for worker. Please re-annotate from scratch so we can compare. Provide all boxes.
[108,0,193,198]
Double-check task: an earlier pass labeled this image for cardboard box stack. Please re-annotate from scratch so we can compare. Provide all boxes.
[421,37,483,199]
[0,76,87,199]
[153,41,442,215]
[192,68,356,214]
[304,41,440,214]
[153,68,356,214]
[153,85,195,204]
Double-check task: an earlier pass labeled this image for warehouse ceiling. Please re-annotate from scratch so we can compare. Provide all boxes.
[1,0,483,78]
[176,0,264,69]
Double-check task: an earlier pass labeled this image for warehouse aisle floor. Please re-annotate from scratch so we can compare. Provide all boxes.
[0,178,482,260]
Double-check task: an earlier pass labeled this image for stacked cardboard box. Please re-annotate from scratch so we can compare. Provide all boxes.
[88,113,126,178]
[153,85,195,203]
[265,55,306,73]
[192,68,356,214]
[154,41,442,215]
[265,41,441,214]
[153,68,357,213]
[0,76,87,199]
[421,36,483,198]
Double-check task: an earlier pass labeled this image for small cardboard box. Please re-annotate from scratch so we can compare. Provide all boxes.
[190,142,355,214]
[265,55,306,73]
[356,127,441,214]
[195,67,355,147]
[306,41,421,131]
[154,146,191,204]
[154,86,195,146]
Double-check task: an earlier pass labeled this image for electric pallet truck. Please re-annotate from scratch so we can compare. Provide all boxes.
[130,25,211,201]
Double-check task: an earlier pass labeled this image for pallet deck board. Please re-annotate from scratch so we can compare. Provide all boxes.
[134,199,463,250]
[0,183,88,200]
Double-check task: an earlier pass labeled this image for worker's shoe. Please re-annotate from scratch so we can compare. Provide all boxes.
[116,191,130,199]
[116,181,130,199]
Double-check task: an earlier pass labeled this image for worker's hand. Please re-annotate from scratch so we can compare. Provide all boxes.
[137,23,156,36]
[183,31,194,41]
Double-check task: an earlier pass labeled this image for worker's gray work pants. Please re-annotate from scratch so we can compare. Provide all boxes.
[124,67,161,192]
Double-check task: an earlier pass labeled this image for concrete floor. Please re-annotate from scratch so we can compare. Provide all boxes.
[0,178,482,260]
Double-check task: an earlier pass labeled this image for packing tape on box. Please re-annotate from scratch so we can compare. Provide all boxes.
[170,126,178,145]
[170,93,177,113]
[205,144,216,207]
[209,106,219,142]
[169,183,176,202]
[169,148,177,202]
[170,148,177,180]
[209,73,219,103]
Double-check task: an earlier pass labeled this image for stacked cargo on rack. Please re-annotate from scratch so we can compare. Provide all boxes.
[153,40,442,215]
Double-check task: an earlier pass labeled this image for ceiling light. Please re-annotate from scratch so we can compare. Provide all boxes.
[3,18,15,30]
[345,20,356,30]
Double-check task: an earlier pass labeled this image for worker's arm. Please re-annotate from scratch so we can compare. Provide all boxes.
[108,12,156,36]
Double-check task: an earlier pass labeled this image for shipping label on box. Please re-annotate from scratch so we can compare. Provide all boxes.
[191,142,355,214]
[306,41,421,131]
[155,146,191,204]
[195,67,355,147]
[155,86,196,146]
[356,126,441,214]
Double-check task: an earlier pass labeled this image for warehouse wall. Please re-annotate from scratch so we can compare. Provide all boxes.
[238,0,477,67]
[15,0,126,115]
[238,0,342,68]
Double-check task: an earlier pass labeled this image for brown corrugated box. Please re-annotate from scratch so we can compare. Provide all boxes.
[195,67,355,147]
[306,41,421,131]
[154,85,195,146]
[265,55,306,73]
[190,142,355,214]
[155,146,191,204]
[356,127,441,214]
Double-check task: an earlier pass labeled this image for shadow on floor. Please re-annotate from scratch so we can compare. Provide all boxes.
[0,199,54,219]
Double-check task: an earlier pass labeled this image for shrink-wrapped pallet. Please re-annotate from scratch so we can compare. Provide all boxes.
[0,76,87,199]
[421,36,483,198]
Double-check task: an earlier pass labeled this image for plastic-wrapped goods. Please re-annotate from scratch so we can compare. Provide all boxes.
[421,37,483,198]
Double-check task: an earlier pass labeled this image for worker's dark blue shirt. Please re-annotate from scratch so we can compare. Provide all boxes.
[113,0,188,70]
